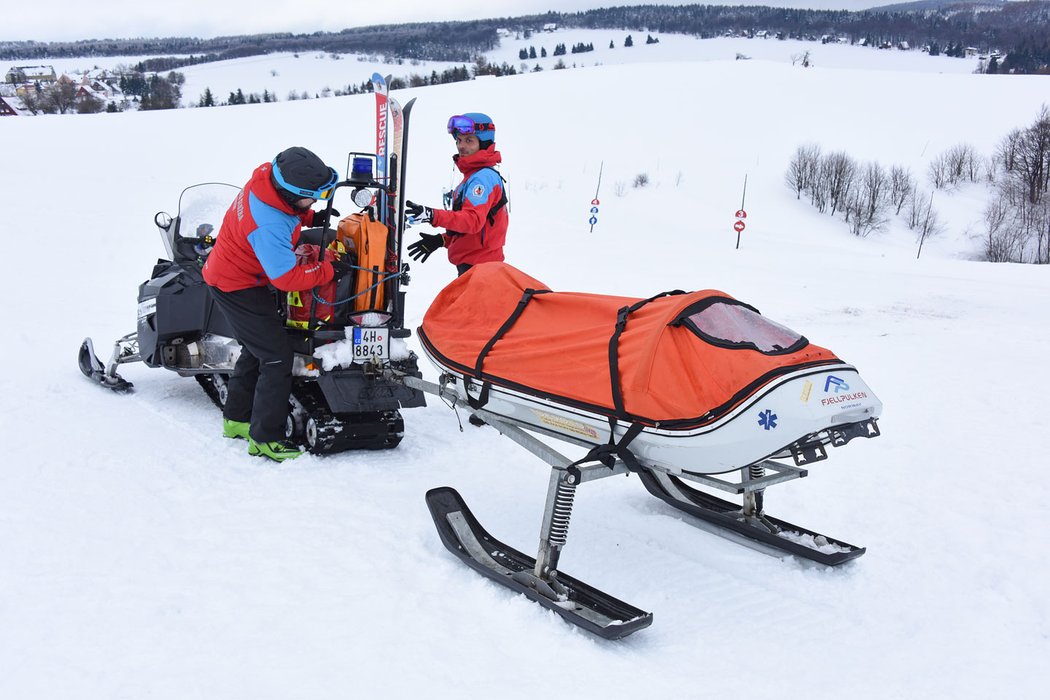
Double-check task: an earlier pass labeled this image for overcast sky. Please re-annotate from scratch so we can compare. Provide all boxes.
[4,1,888,43]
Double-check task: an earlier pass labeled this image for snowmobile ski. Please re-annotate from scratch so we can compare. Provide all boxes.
[637,470,865,566]
[78,336,134,391]
[425,486,653,640]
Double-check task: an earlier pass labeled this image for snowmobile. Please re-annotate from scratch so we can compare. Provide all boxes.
[390,263,883,639]
[79,102,427,453]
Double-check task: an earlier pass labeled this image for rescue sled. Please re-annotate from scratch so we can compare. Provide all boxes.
[395,263,882,639]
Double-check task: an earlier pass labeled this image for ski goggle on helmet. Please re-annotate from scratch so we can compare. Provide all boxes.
[447,113,495,142]
[271,151,340,200]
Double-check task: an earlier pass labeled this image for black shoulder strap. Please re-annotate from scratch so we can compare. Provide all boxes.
[453,167,508,226]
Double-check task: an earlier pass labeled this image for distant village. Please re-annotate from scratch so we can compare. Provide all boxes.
[1,64,129,115]
[0,29,1005,118]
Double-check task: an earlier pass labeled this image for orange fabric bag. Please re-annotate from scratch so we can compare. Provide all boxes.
[337,212,390,312]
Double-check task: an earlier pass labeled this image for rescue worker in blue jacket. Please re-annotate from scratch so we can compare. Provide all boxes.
[406,112,508,276]
[203,146,339,461]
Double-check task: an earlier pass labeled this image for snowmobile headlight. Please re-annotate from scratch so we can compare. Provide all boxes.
[351,187,374,208]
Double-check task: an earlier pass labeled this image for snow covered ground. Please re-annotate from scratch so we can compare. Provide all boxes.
[2,35,1048,699]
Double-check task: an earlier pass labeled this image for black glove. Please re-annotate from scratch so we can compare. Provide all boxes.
[329,258,354,277]
[407,232,444,263]
[405,200,433,224]
[313,208,339,227]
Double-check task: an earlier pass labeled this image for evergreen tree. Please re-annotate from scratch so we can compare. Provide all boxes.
[529,46,536,59]
[624,34,634,48]
[609,40,615,49]
[199,87,215,107]
[541,47,547,58]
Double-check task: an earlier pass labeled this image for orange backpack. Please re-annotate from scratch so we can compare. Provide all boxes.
[337,212,390,312]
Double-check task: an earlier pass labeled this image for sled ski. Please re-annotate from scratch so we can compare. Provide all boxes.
[426,486,652,640]
[78,335,136,391]
[637,469,865,566]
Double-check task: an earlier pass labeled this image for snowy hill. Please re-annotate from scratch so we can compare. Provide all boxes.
[1,40,1048,699]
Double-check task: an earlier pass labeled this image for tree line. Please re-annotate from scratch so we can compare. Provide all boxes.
[785,105,1050,263]
[3,3,1047,73]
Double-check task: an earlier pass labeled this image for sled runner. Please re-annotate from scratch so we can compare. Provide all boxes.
[396,262,882,638]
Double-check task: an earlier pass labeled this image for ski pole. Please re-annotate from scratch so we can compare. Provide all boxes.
[734,174,748,250]
[589,161,603,233]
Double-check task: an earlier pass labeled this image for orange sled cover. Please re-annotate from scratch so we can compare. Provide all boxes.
[419,263,845,429]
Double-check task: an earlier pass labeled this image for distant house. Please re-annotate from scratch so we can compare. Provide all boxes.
[496,27,511,38]
[5,65,56,83]
[542,23,557,32]
[0,94,25,116]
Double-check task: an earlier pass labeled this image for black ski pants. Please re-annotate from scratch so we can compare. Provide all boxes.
[207,285,293,443]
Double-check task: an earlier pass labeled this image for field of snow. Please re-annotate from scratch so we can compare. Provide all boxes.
[2,34,1048,699]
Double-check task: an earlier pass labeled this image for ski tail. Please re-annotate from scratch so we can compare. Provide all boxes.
[387,97,416,329]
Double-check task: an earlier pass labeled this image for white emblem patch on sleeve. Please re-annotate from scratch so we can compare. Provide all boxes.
[472,184,486,198]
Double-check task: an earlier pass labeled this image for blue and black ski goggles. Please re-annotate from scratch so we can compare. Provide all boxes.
[447,115,495,137]
[270,160,340,200]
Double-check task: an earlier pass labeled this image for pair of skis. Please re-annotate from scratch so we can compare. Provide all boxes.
[369,72,415,330]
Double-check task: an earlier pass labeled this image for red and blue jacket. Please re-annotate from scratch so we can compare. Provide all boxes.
[203,162,333,293]
[431,149,508,266]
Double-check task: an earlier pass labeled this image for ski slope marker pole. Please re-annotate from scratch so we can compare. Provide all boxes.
[589,160,603,233]
[734,174,748,250]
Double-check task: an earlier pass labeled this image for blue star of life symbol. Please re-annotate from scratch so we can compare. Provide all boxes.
[758,409,778,430]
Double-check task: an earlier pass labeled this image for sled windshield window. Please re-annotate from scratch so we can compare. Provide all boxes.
[675,299,807,354]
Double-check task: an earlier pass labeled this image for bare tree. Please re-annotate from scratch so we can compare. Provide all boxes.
[823,151,857,217]
[43,81,78,114]
[914,192,944,259]
[928,152,951,189]
[785,143,821,200]
[981,192,1014,262]
[888,165,914,215]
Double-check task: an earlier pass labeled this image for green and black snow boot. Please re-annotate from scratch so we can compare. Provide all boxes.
[248,438,303,462]
[223,419,251,441]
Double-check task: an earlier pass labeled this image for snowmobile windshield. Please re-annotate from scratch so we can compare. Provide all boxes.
[160,183,240,263]
[674,298,808,355]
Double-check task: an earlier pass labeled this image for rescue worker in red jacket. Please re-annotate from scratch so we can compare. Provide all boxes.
[406,112,508,276]
[203,146,340,461]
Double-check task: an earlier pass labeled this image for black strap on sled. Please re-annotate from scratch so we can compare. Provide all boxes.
[467,287,551,409]
[570,418,646,472]
[607,289,687,417]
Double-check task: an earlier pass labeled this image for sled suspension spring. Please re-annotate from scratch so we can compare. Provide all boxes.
[746,463,766,515]
[549,478,578,549]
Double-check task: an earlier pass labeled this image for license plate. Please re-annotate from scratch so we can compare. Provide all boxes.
[351,327,389,362]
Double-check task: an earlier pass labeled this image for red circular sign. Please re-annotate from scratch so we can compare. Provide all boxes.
[734,220,746,233]
[591,198,601,206]
[736,209,747,218]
